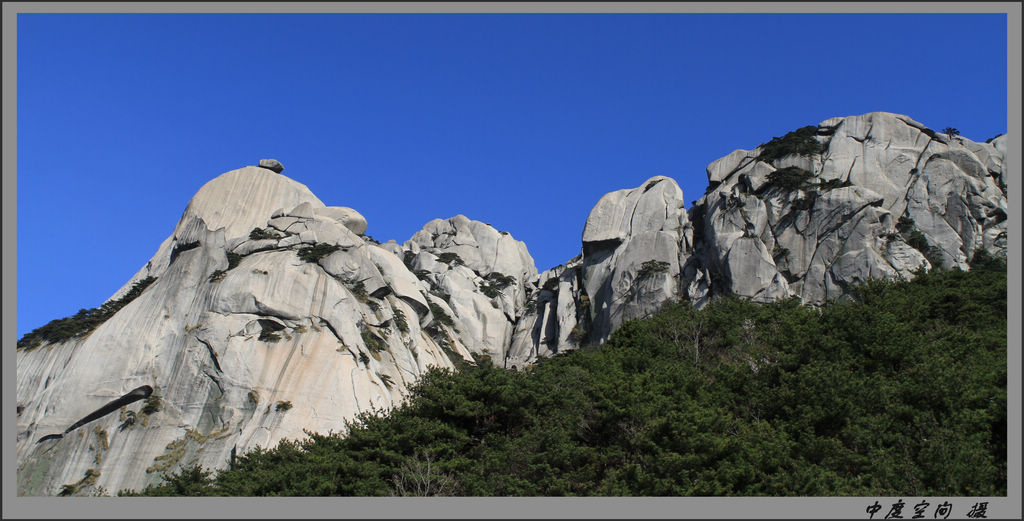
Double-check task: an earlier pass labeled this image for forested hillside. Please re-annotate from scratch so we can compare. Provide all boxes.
[123,254,1007,497]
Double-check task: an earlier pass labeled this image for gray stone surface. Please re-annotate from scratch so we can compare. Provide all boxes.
[258,158,284,173]
[690,111,1007,305]
[17,112,1008,496]
[16,165,465,497]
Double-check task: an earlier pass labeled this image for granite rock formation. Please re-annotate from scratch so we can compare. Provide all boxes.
[17,112,1008,495]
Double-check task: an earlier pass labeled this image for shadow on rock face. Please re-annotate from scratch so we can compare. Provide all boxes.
[36,385,153,443]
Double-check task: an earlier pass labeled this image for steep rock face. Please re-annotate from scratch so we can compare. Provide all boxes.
[16,170,483,496]
[693,112,1007,304]
[579,176,693,341]
[17,112,1008,496]
[508,176,694,365]
[107,165,329,302]
[507,256,587,367]
[402,215,539,366]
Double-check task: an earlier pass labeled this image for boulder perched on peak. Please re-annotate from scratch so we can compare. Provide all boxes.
[258,158,285,173]
[106,166,326,303]
[16,164,465,497]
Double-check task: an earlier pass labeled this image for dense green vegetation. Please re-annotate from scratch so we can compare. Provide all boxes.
[297,243,341,263]
[209,251,245,283]
[437,252,465,266]
[249,227,281,241]
[817,178,853,191]
[637,260,671,279]
[764,166,816,191]
[757,125,827,163]
[18,276,157,350]
[480,272,516,298]
[123,263,1005,497]
[893,216,946,269]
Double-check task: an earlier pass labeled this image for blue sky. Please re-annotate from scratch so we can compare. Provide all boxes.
[16,13,1008,337]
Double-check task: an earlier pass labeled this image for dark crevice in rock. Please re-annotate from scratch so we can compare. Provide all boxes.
[37,385,153,443]
[370,285,393,299]
[582,238,622,260]
[987,208,1007,226]
[203,370,225,397]
[196,337,223,373]
[317,318,344,343]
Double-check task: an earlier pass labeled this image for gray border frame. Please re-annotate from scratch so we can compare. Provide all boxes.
[3,2,1020,519]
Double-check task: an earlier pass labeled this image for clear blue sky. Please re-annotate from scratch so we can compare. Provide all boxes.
[16,13,1008,337]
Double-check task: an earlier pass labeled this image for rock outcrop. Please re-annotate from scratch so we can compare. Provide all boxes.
[17,112,1008,496]
[507,176,694,366]
[257,158,285,173]
[692,112,1007,304]
[16,167,488,496]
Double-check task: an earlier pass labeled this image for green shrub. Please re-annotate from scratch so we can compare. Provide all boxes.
[361,328,388,353]
[924,246,946,271]
[897,215,916,233]
[905,230,930,252]
[358,351,371,365]
[541,277,561,292]
[481,272,516,298]
[765,167,815,191]
[428,302,455,328]
[568,326,586,344]
[275,401,293,412]
[141,394,163,416]
[118,464,215,497]
[636,260,670,279]
[403,251,417,270]
[900,227,945,271]
[437,252,465,266]
[119,410,138,431]
[259,330,282,343]
[17,276,157,350]
[758,125,826,163]
[969,248,1006,271]
[818,178,853,191]
[297,243,341,263]
[791,193,817,212]
[724,193,745,211]
[333,277,368,302]
[226,252,243,270]
[392,309,410,333]
[249,227,280,241]
[208,269,227,283]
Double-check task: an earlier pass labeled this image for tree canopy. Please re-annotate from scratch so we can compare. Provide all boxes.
[122,262,1007,497]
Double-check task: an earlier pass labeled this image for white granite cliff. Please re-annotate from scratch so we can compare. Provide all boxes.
[17,112,1008,495]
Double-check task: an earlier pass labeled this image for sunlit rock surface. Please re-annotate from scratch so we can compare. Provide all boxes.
[17,112,1007,495]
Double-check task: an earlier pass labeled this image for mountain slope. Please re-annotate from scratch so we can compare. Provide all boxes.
[124,264,1008,497]
[16,112,1008,496]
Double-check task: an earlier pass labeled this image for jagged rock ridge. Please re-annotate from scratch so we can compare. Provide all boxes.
[16,113,1008,495]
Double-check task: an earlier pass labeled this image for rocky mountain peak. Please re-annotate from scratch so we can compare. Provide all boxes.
[17,114,1008,496]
